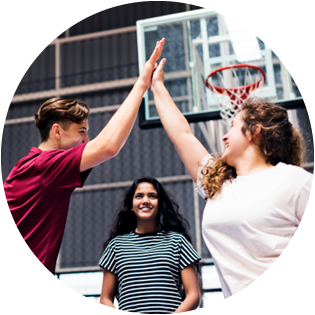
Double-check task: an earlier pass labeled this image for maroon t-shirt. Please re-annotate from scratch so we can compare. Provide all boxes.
[4,143,91,274]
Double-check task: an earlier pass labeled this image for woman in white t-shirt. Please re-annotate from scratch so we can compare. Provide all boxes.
[150,57,313,298]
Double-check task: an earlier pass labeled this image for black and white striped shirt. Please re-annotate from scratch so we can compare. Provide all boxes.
[99,231,201,314]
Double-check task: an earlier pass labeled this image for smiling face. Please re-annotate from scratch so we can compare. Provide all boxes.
[131,182,159,225]
[221,111,251,167]
[58,119,89,150]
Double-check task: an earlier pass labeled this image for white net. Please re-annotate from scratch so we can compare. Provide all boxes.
[206,65,265,126]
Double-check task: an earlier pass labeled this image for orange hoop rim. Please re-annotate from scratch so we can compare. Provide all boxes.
[205,64,266,97]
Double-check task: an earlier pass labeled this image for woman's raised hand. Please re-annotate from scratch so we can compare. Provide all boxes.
[151,57,167,93]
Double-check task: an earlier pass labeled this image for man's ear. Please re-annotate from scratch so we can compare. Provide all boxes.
[51,123,61,140]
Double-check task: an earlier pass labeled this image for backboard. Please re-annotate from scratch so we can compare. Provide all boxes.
[136,9,305,129]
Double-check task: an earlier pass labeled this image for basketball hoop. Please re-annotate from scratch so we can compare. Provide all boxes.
[205,64,266,125]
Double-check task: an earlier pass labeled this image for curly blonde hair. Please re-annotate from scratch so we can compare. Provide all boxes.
[201,98,304,200]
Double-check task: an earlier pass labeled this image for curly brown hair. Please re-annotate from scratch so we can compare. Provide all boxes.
[34,97,90,142]
[201,98,304,200]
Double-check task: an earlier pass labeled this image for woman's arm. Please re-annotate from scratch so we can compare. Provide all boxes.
[99,269,118,308]
[151,58,208,182]
[174,263,200,313]
[80,38,165,172]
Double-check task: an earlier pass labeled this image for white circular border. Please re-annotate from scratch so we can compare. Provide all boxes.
[0,1,313,314]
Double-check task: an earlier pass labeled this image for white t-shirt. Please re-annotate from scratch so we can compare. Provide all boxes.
[195,154,313,298]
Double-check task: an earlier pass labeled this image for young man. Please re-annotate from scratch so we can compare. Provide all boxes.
[4,38,165,275]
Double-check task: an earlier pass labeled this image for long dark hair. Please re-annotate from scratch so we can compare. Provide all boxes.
[103,176,203,306]
[103,176,193,247]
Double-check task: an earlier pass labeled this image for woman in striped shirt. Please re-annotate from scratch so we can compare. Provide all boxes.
[99,176,202,314]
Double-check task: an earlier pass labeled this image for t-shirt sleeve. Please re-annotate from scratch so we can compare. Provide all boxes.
[295,174,313,222]
[37,143,91,196]
[98,239,116,273]
[178,235,201,270]
[194,154,213,199]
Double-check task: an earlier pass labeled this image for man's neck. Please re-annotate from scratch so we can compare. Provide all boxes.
[38,140,59,151]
